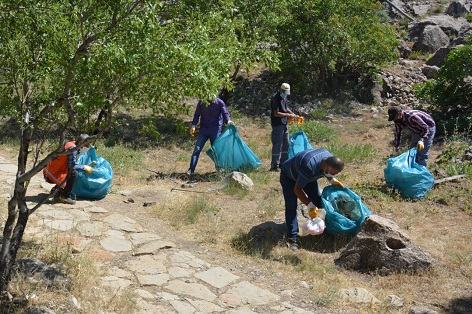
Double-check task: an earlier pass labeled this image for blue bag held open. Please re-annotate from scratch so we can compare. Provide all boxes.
[321,185,371,236]
[72,146,113,199]
[288,131,313,159]
[206,124,261,171]
[384,148,434,199]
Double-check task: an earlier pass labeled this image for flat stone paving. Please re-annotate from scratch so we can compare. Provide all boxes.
[0,155,318,314]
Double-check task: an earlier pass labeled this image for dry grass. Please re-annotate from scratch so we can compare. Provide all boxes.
[139,111,472,313]
[1,106,471,313]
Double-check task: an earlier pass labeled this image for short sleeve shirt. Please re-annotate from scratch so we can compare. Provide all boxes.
[281,148,333,189]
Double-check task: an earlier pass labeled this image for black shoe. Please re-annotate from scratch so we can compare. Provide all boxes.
[269,165,280,172]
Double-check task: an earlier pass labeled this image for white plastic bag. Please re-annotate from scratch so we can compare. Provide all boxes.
[300,217,326,236]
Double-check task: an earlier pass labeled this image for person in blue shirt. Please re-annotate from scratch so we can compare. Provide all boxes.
[388,106,436,166]
[280,148,344,251]
[187,98,233,180]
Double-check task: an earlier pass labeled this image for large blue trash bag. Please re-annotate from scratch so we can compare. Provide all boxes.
[384,148,434,199]
[72,146,113,199]
[288,131,313,159]
[206,124,261,171]
[321,185,372,236]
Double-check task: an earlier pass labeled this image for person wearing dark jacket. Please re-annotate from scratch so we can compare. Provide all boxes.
[388,106,436,166]
[270,83,300,172]
[280,148,344,251]
[187,98,233,180]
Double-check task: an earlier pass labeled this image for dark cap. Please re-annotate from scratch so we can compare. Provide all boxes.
[388,106,401,121]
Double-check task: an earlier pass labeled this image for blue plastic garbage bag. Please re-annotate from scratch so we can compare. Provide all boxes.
[384,148,434,199]
[72,146,113,199]
[206,124,261,171]
[321,185,372,236]
[288,131,313,159]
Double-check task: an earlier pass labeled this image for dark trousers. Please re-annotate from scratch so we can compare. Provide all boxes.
[62,169,78,198]
[280,171,322,241]
[271,124,289,167]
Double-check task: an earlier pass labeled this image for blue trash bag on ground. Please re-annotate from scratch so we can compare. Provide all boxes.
[384,148,434,199]
[288,131,313,159]
[206,124,261,171]
[321,185,372,236]
[72,146,113,199]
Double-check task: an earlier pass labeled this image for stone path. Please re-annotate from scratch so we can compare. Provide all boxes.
[0,154,318,314]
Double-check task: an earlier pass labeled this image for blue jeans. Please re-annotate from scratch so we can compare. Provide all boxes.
[271,124,289,167]
[280,171,322,241]
[188,132,219,173]
[410,125,436,166]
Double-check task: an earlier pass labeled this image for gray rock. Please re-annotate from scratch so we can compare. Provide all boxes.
[334,215,435,275]
[413,25,450,53]
[445,0,470,18]
[224,172,254,190]
[409,305,440,314]
[421,65,439,79]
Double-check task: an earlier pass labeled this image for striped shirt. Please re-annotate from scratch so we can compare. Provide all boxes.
[394,110,435,148]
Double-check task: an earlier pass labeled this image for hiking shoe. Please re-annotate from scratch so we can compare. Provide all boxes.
[186,169,194,181]
[288,239,299,251]
[269,165,280,172]
[58,195,76,205]
[289,242,299,251]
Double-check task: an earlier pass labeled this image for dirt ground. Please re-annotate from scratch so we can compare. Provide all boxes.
[99,110,471,313]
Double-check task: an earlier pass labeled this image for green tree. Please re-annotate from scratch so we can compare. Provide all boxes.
[0,0,279,298]
[414,42,472,132]
[275,0,399,95]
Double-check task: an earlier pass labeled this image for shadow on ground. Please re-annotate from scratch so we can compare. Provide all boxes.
[448,294,472,314]
[231,221,353,262]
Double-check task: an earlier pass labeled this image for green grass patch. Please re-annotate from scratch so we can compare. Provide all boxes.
[96,141,143,174]
[184,197,220,224]
[290,120,337,144]
[326,142,378,163]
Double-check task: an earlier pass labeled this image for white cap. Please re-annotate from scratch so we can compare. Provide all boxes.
[280,83,290,95]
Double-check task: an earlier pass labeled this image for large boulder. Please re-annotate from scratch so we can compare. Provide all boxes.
[334,215,435,275]
[445,0,471,18]
[412,24,450,53]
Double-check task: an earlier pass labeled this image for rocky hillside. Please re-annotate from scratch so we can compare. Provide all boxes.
[229,0,471,118]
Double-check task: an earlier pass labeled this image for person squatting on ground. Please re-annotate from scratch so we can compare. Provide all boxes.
[280,148,344,251]
[43,133,94,205]
[270,83,302,172]
[388,106,436,167]
[187,97,233,180]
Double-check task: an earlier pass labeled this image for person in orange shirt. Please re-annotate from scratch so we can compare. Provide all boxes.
[43,134,93,204]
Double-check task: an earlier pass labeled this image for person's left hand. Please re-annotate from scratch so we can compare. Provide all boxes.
[417,140,424,151]
[330,178,344,188]
[83,165,93,174]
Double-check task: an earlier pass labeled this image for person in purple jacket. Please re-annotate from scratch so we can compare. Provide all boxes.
[388,106,436,166]
[187,98,233,180]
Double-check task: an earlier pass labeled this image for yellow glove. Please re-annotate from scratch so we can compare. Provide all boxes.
[308,202,318,219]
[288,117,294,124]
[83,165,93,174]
[228,120,235,125]
[417,140,424,151]
[296,116,304,125]
[330,178,344,188]
[189,127,195,137]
